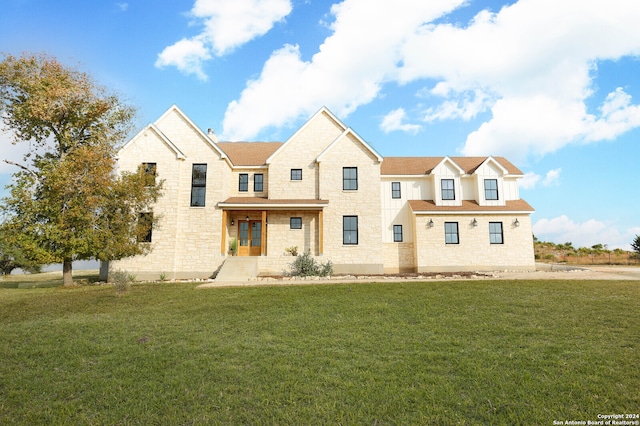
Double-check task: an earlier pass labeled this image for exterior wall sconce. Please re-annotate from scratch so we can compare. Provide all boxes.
[231,219,234,226]
[427,219,434,228]
[472,218,478,227]
[514,218,520,227]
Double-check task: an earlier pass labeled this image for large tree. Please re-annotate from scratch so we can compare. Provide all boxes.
[0,53,162,286]
[632,234,640,259]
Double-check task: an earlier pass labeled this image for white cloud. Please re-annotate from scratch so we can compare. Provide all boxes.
[116,3,128,12]
[156,0,292,80]
[380,108,421,134]
[221,0,640,157]
[0,128,30,174]
[533,215,636,250]
[542,168,561,186]
[519,172,540,190]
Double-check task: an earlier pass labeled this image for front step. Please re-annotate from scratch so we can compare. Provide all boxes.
[215,256,259,282]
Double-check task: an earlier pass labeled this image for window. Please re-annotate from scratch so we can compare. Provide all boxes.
[290,217,302,229]
[142,162,156,187]
[343,167,358,190]
[393,225,403,242]
[489,222,504,244]
[485,179,499,200]
[445,222,459,244]
[137,212,153,243]
[391,182,401,199]
[190,164,207,206]
[239,174,248,192]
[441,179,455,200]
[291,169,302,180]
[343,216,358,245]
[254,174,264,192]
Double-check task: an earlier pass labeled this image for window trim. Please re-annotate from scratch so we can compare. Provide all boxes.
[239,173,249,192]
[441,179,455,200]
[484,179,499,201]
[343,167,358,191]
[190,163,207,207]
[393,224,403,242]
[444,222,459,244]
[254,173,264,192]
[290,217,302,229]
[391,182,401,199]
[343,215,358,245]
[489,222,504,244]
[291,169,302,181]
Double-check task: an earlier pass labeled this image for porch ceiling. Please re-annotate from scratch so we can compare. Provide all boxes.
[218,197,328,210]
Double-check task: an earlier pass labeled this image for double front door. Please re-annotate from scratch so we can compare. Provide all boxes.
[238,221,262,256]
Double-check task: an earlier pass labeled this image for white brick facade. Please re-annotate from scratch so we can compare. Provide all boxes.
[108,105,535,280]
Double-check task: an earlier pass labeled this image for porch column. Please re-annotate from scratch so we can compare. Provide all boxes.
[221,210,227,256]
[261,210,267,256]
[318,209,324,256]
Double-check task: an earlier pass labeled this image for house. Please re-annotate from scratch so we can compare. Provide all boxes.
[104,105,535,280]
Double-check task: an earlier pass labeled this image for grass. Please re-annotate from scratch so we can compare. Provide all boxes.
[0,276,638,425]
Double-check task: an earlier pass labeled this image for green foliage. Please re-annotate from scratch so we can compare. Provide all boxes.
[289,250,333,277]
[632,234,640,258]
[109,269,133,294]
[0,223,42,275]
[285,245,298,256]
[228,238,237,255]
[0,53,162,286]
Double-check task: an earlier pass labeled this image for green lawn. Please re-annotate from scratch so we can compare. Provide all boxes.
[0,278,638,425]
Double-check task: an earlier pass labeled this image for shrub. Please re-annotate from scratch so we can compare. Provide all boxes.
[289,251,333,277]
[285,246,298,256]
[110,270,134,294]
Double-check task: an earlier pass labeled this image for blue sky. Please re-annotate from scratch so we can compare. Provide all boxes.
[1,0,639,250]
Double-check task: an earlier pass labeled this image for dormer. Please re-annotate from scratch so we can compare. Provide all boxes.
[432,157,465,206]
[473,157,509,206]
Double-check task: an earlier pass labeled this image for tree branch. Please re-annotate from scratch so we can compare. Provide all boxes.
[2,159,40,184]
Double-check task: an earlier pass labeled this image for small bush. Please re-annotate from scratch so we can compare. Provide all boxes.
[289,251,332,277]
[285,246,298,256]
[110,270,133,295]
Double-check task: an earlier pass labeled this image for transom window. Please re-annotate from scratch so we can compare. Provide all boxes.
[290,217,302,229]
[343,167,358,190]
[489,222,504,244]
[239,173,248,192]
[291,169,302,180]
[485,179,499,200]
[254,173,264,192]
[441,179,455,200]
[393,224,403,242]
[391,182,401,199]
[445,222,459,244]
[190,164,207,207]
[343,216,358,245]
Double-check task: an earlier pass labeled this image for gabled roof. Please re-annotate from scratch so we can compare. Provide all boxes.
[316,128,383,163]
[381,156,524,176]
[118,123,186,160]
[408,199,534,213]
[217,142,283,166]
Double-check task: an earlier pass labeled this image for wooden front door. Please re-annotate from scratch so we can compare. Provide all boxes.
[238,220,262,256]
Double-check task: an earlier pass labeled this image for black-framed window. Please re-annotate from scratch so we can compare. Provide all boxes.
[489,222,504,244]
[343,216,358,245]
[291,169,302,181]
[391,182,401,199]
[485,179,499,200]
[137,212,153,243]
[239,173,248,192]
[393,224,403,242]
[142,162,156,187]
[445,222,459,244]
[190,164,207,207]
[290,217,302,229]
[254,174,264,192]
[343,167,358,190]
[441,179,455,200]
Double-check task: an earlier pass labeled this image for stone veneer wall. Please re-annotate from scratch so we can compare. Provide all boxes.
[383,242,416,273]
[413,214,535,272]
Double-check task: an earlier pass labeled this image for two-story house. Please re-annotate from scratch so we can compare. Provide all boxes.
[105,105,534,280]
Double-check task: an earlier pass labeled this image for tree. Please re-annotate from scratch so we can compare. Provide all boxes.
[632,235,640,259]
[0,53,162,286]
[0,222,42,275]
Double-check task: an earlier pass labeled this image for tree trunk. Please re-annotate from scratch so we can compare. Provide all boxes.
[63,259,73,286]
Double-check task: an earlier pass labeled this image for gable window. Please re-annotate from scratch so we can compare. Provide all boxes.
[254,174,264,192]
[343,216,358,245]
[137,212,153,243]
[489,222,504,244]
[343,167,358,190]
[485,179,499,200]
[291,169,302,181]
[190,164,207,207]
[441,179,455,200]
[142,162,156,187]
[239,174,248,192]
[393,224,403,242]
[444,222,459,244]
[391,182,401,199]
[290,217,302,229]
